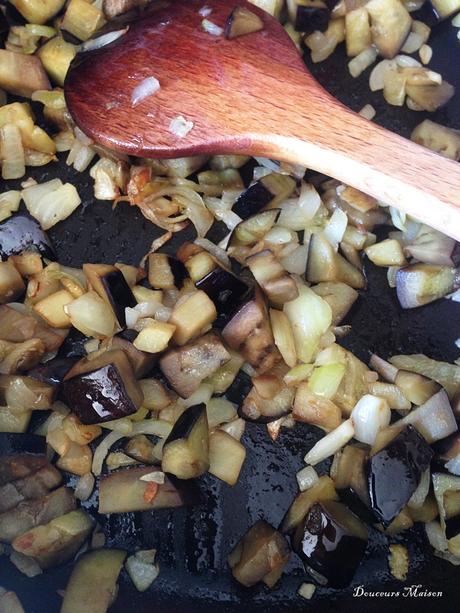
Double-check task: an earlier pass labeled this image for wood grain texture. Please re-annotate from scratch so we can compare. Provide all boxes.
[65,0,460,240]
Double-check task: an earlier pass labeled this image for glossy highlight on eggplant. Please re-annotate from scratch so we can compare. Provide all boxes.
[0,214,56,261]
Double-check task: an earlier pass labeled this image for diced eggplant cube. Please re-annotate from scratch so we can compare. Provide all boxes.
[12,509,93,568]
[0,486,76,542]
[232,181,273,218]
[169,290,217,345]
[293,500,367,588]
[195,265,250,328]
[0,214,55,260]
[83,263,136,327]
[240,385,294,423]
[228,520,290,588]
[159,332,230,398]
[98,466,188,513]
[27,357,77,395]
[62,349,143,424]
[0,260,25,304]
[366,425,433,525]
[0,463,62,513]
[287,0,330,34]
[147,253,187,290]
[208,429,246,485]
[162,403,209,479]
[102,334,155,379]
[222,289,279,373]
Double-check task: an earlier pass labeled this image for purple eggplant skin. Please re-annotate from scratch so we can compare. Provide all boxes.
[232,181,273,218]
[366,425,433,526]
[100,269,136,327]
[337,488,377,526]
[195,266,250,328]
[0,10,8,46]
[164,403,206,446]
[293,501,367,588]
[62,363,138,425]
[0,433,46,458]
[293,3,330,34]
[27,358,78,396]
[0,214,56,261]
[147,255,188,289]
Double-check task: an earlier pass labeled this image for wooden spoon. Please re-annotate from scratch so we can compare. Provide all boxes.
[65,0,460,240]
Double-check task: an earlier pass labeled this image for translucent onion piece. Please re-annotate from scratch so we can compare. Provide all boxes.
[201,18,223,35]
[220,417,246,441]
[445,453,460,476]
[296,465,319,492]
[22,179,81,230]
[407,468,430,508]
[131,76,160,107]
[169,115,194,137]
[92,431,124,476]
[348,46,378,78]
[351,394,391,445]
[0,190,21,222]
[65,291,117,338]
[125,550,160,592]
[1,124,25,180]
[80,27,129,53]
[304,419,354,466]
[74,472,95,501]
[402,389,457,443]
[323,208,348,251]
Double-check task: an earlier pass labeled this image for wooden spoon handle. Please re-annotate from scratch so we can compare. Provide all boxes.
[252,98,460,240]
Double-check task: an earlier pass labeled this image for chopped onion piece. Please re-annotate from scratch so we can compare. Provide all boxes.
[304,419,354,466]
[139,471,165,483]
[296,466,319,492]
[131,76,160,107]
[22,179,81,230]
[445,453,460,476]
[419,44,432,65]
[80,28,128,52]
[323,208,348,251]
[298,583,316,600]
[201,18,223,36]
[10,551,42,578]
[131,419,173,438]
[408,469,430,508]
[126,549,159,592]
[402,389,457,443]
[1,124,25,180]
[359,104,376,120]
[75,472,95,501]
[351,394,391,445]
[348,46,378,78]
[0,190,21,222]
[199,6,212,17]
[220,417,246,441]
[169,116,194,138]
[92,431,124,476]
[425,520,448,552]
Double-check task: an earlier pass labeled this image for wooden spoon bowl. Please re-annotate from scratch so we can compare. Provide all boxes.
[65,0,460,239]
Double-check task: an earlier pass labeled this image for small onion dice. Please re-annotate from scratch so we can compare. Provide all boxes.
[351,394,391,445]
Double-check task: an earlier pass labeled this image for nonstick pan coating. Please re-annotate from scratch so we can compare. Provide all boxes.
[1,12,460,613]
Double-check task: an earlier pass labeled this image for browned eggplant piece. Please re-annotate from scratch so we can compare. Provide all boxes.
[0,305,65,353]
[101,331,155,378]
[228,520,290,588]
[246,250,298,306]
[396,264,458,309]
[0,375,54,410]
[147,253,187,290]
[240,385,294,423]
[287,0,330,34]
[0,486,75,542]
[103,0,150,19]
[62,349,143,424]
[12,509,93,568]
[0,214,55,261]
[332,445,376,525]
[280,476,338,534]
[98,466,189,513]
[229,210,281,255]
[307,232,365,289]
[195,264,250,329]
[124,434,158,464]
[434,432,460,463]
[83,263,136,327]
[27,357,77,397]
[222,289,280,373]
[0,433,46,458]
[0,260,25,304]
[162,404,209,479]
[232,173,295,218]
[0,463,62,512]
[292,500,368,588]
[61,549,127,613]
[159,332,230,398]
[0,455,48,487]
[419,0,460,23]
[366,425,433,526]
[224,5,264,39]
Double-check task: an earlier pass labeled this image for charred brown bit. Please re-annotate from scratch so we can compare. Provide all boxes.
[159,332,230,398]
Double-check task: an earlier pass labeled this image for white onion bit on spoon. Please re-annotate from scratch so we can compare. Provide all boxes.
[131,76,161,107]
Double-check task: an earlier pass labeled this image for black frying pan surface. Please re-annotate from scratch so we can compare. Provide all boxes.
[1,10,460,613]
